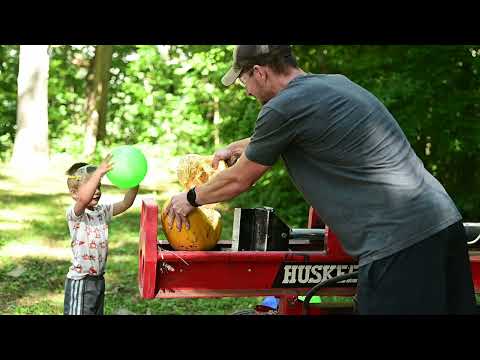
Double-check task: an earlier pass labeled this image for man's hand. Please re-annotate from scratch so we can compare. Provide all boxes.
[163,192,195,231]
[211,138,250,169]
[212,148,239,169]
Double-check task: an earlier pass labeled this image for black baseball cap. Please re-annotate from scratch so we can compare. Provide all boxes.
[221,45,293,86]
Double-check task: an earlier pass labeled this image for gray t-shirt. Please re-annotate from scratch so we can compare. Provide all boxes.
[245,74,461,266]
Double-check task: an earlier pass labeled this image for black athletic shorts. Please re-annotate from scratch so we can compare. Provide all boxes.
[356,221,477,315]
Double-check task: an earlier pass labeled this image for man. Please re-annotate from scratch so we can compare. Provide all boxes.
[164,45,477,314]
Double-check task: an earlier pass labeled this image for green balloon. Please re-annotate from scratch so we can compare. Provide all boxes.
[106,146,148,189]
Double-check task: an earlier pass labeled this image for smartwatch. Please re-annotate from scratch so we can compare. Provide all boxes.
[187,187,200,207]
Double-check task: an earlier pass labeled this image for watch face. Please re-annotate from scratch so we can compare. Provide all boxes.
[187,188,198,207]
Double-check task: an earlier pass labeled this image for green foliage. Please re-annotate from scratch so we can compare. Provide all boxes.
[0,45,19,160]
[1,45,480,221]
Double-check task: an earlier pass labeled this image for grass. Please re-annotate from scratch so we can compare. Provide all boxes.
[0,162,261,315]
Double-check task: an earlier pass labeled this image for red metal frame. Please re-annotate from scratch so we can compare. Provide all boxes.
[138,199,480,314]
[138,199,158,299]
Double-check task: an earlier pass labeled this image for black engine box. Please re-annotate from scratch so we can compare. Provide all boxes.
[232,207,290,251]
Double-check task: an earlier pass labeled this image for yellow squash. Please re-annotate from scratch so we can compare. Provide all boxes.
[161,200,222,251]
[177,154,226,190]
[161,154,227,251]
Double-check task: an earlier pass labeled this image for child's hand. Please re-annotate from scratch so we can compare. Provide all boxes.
[98,154,114,176]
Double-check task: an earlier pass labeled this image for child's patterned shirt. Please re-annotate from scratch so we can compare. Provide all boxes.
[66,204,113,279]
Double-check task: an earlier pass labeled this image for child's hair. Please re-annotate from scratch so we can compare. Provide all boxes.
[66,162,98,192]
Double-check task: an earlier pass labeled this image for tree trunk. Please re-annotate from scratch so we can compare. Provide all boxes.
[10,45,50,172]
[83,45,113,157]
[213,95,221,147]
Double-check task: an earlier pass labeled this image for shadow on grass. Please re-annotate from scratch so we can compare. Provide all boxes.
[0,189,71,249]
[0,188,66,206]
[0,257,70,313]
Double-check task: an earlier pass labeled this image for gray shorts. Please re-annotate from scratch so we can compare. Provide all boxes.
[64,275,105,315]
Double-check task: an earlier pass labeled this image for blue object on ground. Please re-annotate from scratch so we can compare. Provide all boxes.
[261,296,279,310]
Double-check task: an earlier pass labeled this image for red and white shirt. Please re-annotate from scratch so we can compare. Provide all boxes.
[66,204,113,280]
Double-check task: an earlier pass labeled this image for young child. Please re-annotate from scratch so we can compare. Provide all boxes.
[64,154,139,315]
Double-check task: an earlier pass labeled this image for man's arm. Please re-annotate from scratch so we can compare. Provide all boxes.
[164,153,270,231]
[167,106,294,230]
[197,153,269,205]
[112,186,139,216]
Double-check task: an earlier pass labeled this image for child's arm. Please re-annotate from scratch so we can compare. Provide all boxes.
[113,186,139,216]
[74,155,113,216]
